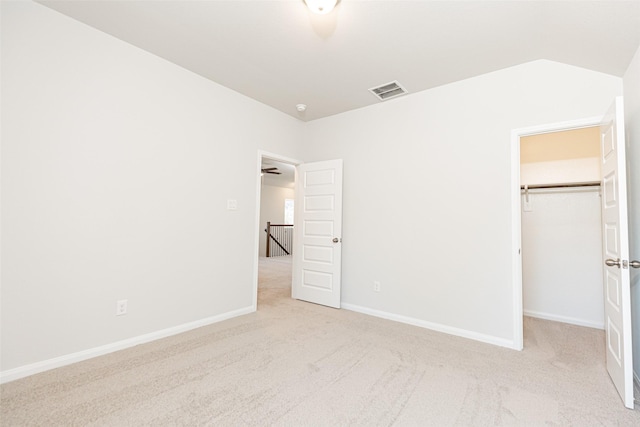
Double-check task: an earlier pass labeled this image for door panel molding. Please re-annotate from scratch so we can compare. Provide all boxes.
[292,159,343,308]
[599,97,633,408]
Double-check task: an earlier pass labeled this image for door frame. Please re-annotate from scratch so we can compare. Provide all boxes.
[252,150,302,311]
[510,116,602,350]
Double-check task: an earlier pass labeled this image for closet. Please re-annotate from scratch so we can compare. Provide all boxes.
[520,126,604,329]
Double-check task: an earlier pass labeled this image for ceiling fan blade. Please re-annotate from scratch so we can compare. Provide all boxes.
[261,167,281,174]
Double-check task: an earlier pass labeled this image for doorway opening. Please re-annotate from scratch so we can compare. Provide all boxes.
[513,101,635,408]
[520,126,603,331]
[510,116,602,350]
[253,151,301,311]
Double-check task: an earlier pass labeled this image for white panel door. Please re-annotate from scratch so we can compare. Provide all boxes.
[600,97,633,409]
[292,159,343,308]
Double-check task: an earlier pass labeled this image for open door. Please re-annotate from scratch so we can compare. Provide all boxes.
[600,96,634,409]
[292,159,343,308]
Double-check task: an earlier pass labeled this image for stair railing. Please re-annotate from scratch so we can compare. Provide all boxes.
[265,222,293,257]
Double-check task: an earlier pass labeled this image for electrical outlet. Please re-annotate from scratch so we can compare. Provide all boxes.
[116,299,128,316]
[373,281,381,292]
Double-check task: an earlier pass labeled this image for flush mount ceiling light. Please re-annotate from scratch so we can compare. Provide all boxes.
[304,0,338,15]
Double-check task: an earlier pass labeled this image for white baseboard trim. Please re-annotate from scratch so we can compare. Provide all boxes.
[0,305,254,384]
[523,309,604,330]
[341,303,516,350]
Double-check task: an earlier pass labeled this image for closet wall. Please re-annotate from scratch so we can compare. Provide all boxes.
[521,127,604,329]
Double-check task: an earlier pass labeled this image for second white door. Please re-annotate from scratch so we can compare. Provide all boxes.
[600,96,633,409]
[292,159,343,308]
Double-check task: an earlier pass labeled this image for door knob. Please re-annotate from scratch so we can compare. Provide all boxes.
[605,258,621,268]
[630,260,640,269]
[332,238,340,243]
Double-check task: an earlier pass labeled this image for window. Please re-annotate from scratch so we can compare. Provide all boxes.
[284,199,294,224]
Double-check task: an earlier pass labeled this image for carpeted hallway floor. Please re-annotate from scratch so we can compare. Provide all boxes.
[1,255,639,425]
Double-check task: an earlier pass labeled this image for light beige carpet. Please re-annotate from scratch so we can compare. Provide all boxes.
[1,256,639,425]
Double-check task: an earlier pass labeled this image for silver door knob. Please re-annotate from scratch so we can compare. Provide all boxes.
[605,258,621,268]
[332,238,340,243]
[630,260,640,269]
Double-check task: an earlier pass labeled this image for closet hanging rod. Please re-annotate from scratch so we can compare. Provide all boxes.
[520,182,600,190]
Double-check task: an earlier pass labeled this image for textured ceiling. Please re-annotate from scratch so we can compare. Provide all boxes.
[38,0,640,121]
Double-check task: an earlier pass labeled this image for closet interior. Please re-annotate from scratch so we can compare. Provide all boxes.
[520,126,604,329]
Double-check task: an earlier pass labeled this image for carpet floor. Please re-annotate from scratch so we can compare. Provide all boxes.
[1,255,639,426]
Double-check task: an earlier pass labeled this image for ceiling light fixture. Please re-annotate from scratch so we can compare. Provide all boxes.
[296,103,307,112]
[304,0,338,15]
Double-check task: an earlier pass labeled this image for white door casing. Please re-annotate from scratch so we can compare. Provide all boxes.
[511,116,603,351]
[292,159,343,308]
[600,96,634,409]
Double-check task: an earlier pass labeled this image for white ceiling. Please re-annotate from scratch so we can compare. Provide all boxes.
[261,159,296,188]
[38,0,640,122]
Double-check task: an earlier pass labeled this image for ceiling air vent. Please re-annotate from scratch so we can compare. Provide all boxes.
[368,80,408,101]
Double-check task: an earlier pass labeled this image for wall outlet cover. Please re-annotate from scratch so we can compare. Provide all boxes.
[116,299,128,316]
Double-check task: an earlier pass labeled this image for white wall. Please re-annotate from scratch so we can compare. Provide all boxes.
[520,158,600,186]
[623,43,640,383]
[1,0,633,380]
[258,184,294,257]
[302,60,622,347]
[521,188,603,328]
[0,1,303,376]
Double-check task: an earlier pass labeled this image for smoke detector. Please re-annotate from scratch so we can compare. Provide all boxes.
[368,81,408,101]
